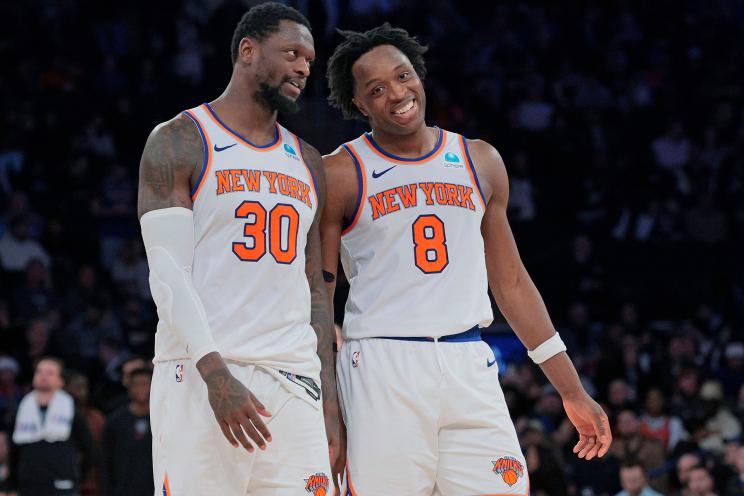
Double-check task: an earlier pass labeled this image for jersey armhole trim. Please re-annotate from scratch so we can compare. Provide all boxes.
[182,110,212,202]
[459,135,486,210]
[341,144,366,236]
[294,134,318,209]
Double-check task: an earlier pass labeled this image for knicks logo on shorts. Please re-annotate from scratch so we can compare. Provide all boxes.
[304,472,329,495]
[492,456,524,486]
[175,364,184,383]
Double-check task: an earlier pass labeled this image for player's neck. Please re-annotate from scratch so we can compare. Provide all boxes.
[210,82,278,145]
[370,124,438,158]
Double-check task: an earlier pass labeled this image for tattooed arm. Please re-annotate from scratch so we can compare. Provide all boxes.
[301,140,343,475]
[138,115,272,452]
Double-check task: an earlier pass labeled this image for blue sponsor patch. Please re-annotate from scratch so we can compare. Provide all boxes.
[444,152,460,163]
[284,144,297,155]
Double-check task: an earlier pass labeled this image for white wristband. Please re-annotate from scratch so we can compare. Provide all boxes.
[527,333,567,364]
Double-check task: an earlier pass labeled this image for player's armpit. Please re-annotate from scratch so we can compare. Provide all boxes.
[137,114,203,219]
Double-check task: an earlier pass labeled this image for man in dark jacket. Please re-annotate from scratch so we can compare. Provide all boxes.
[102,367,153,496]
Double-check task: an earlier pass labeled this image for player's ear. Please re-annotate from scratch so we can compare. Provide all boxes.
[237,37,259,65]
[352,98,369,118]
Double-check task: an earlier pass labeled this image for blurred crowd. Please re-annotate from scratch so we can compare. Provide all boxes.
[1,0,742,495]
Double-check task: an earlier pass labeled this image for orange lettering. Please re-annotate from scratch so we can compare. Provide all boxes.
[383,188,400,214]
[230,169,245,192]
[242,170,261,191]
[445,183,458,206]
[216,170,231,194]
[262,171,278,193]
[395,184,418,208]
[419,182,435,205]
[368,193,386,220]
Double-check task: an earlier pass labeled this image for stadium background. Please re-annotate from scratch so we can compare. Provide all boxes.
[0,0,742,494]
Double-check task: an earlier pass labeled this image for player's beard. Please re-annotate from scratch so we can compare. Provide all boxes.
[255,80,300,115]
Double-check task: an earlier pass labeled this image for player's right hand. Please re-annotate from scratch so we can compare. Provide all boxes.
[202,363,272,452]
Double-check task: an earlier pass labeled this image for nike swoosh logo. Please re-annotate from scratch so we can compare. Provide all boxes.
[487,358,497,368]
[213,143,237,152]
[371,165,397,178]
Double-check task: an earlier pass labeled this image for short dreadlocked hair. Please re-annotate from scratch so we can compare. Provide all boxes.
[326,23,428,121]
[230,2,311,63]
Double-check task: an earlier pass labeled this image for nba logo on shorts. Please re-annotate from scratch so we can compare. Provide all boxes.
[175,363,184,383]
[352,351,360,368]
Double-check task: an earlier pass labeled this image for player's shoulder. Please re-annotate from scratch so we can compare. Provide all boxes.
[463,138,508,203]
[143,112,203,162]
[322,145,356,171]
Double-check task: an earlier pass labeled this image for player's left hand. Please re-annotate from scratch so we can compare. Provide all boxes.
[325,404,345,492]
[563,392,612,460]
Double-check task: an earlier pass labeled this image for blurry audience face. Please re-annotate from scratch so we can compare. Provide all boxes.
[128,372,151,405]
[686,467,714,495]
[616,410,640,437]
[735,446,744,475]
[33,359,63,393]
[619,464,647,494]
[65,373,89,405]
[609,379,632,406]
[121,358,147,387]
[0,432,8,464]
[645,388,664,416]
[676,453,701,485]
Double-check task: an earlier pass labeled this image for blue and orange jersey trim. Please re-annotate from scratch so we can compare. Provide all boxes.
[161,473,171,496]
[362,127,445,164]
[341,143,367,236]
[344,461,357,496]
[182,110,212,202]
[292,133,318,209]
[459,135,487,210]
[202,102,282,152]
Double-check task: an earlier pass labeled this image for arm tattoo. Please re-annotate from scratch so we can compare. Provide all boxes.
[204,367,248,414]
[302,141,339,410]
[322,270,336,283]
[137,114,203,218]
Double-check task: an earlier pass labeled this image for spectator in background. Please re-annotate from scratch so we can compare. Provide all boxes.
[12,259,56,325]
[608,409,667,493]
[0,357,23,431]
[723,444,744,495]
[102,367,152,496]
[0,215,50,275]
[697,380,741,455]
[640,388,689,453]
[9,357,93,495]
[686,466,717,496]
[66,370,104,496]
[616,458,663,496]
[96,355,147,414]
[676,452,703,493]
[718,342,744,397]
[520,420,568,496]
[0,432,10,494]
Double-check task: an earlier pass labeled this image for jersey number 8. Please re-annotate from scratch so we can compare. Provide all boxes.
[412,214,449,273]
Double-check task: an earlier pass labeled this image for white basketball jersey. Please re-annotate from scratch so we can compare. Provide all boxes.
[339,128,494,339]
[153,103,320,380]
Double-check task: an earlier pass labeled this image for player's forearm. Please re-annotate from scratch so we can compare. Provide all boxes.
[492,270,585,398]
[536,352,585,399]
[310,274,339,408]
[490,266,557,350]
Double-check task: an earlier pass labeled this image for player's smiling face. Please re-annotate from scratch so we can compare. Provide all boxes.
[251,20,315,113]
[352,44,426,135]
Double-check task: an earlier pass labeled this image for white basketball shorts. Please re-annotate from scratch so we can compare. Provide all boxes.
[151,359,333,495]
[337,333,529,495]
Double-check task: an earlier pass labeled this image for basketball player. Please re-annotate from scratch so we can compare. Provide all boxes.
[137,4,339,494]
[320,24,612,495]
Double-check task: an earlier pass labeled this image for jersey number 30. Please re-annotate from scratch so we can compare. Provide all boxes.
[232,201,299,264]
[412,214,449,273]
